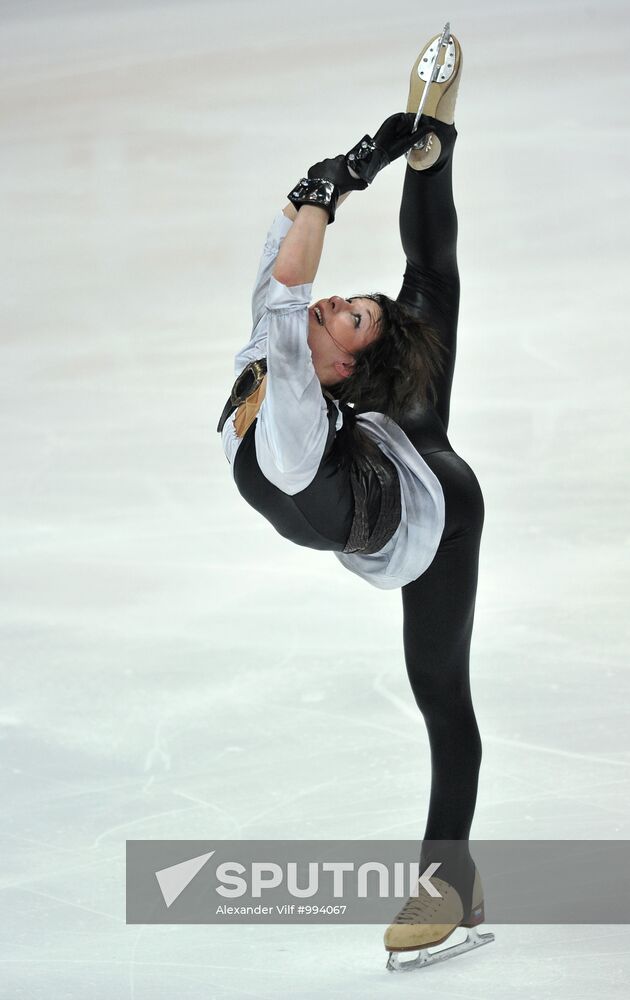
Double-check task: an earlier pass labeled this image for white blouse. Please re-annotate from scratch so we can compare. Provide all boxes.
[221,211,445,589]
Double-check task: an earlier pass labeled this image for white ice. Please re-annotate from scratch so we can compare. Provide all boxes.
[1,0,629,997]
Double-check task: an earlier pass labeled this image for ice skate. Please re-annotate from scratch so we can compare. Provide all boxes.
[384,867,494,972]
[405,23,463,170]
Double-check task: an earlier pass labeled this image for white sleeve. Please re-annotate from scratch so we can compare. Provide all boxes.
[254,276,331,496]
[232,212,295,377]
[242,211,294,353]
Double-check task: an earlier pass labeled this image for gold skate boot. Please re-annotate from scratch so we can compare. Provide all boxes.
[384,868,494,971]
[406,22,463,170]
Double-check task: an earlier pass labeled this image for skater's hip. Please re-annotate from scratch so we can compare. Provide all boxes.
[422,448,485,541]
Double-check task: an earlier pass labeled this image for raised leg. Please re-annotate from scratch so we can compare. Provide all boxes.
[396,118,460,431]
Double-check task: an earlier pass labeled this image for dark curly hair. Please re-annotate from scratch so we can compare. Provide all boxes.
[323,293,446,423]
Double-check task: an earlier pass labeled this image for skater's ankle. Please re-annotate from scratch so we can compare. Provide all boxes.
[407,117,456,172]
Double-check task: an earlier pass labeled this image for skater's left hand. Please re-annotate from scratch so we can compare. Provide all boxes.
[346,113,432,184]
[306,154,369,195]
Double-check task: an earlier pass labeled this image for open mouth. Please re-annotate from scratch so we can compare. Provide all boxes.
[313,305,324,326]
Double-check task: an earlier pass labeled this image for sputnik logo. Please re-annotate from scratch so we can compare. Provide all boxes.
[155,851,215,907]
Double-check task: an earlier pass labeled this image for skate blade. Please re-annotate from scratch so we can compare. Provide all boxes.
[386,926,495,972]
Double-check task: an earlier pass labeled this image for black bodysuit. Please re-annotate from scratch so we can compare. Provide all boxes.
[220,117,485,920]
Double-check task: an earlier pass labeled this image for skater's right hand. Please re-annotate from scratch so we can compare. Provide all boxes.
[287,154,368,223]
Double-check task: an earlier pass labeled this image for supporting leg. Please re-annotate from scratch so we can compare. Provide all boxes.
[401,448,485,916]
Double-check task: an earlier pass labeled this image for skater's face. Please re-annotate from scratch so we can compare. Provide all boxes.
[307,295,381,385]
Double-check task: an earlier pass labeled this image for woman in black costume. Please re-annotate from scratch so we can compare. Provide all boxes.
[218,28,492,969]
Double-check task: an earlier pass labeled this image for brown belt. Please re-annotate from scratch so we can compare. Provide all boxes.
[233,374,267,439]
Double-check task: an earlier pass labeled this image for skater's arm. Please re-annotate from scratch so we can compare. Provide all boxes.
[275,151,364,287]
[272,204,328,287]
[256,277,330,492]
[274,190,353,285]
[244,191,349,358]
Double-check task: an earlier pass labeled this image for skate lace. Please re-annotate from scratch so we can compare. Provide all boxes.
[394,890,444,924]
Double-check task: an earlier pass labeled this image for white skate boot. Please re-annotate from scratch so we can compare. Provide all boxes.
[405,22,463,170]
[384,867,494,972]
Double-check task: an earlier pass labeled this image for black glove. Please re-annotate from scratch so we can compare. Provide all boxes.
[346,112,433,184]
[288,154,367,224]
[287,114,430,223]
[306,153,369,194]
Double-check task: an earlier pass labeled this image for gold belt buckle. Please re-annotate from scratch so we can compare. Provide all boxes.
[230,359,267,407]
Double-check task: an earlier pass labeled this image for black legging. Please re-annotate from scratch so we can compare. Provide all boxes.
[396,118,485,917]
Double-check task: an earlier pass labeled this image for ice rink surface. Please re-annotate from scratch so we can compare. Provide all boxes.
[2,0,629,996]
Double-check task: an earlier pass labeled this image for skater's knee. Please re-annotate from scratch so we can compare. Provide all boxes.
[408,666,474,719]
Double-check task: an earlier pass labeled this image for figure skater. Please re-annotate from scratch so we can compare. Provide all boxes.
[218,26,494,970]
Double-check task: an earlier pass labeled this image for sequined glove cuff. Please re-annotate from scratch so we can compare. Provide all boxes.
[287,177,340,224]
[345,135,389,185]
